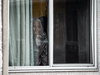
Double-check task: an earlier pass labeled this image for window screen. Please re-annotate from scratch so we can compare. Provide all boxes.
[53,0,91,64]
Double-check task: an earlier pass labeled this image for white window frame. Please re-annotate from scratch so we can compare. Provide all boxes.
[2,0,99,74]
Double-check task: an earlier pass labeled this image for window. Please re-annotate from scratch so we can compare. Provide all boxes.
[2,0,98,74]
[54,0,91,64]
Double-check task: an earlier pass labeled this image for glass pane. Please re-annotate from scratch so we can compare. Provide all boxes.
[53,0,91,64]
[32,0,49,66]
[9,0,49,66]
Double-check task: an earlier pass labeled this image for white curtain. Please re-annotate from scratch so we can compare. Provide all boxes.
[9,0,31,66]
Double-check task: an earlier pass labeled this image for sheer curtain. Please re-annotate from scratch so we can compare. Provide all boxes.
[9,0,32,66]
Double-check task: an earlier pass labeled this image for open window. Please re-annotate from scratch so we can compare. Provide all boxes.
[2,0,98,74]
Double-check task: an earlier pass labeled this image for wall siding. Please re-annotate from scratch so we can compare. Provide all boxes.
[0,0,100,75]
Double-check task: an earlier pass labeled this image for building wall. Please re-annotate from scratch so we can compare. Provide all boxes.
[0,0,100,75]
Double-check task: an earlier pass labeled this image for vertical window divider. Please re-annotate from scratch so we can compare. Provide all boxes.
[91,0,95,66]
[94,0,98,68]
[49,0,53,67]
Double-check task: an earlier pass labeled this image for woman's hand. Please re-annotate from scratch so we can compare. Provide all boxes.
[36,35,41,39]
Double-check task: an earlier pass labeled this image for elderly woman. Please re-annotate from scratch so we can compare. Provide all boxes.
[33,17,48,66]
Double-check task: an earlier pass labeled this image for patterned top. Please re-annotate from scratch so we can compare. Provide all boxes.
[34,33,48,66]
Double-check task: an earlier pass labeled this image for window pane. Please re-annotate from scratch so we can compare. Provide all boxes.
[53,0,91,63]
[9,0,49,66]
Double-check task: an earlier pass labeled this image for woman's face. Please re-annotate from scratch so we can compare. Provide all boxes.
[33,20,41,35]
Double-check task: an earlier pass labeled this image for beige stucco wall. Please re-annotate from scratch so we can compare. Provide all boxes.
[0,0,2,75]
[0,0,100,75]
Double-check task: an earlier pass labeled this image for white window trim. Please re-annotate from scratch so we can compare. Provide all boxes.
[2,0,99,74]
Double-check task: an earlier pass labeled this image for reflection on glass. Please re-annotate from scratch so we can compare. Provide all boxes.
[53,0,91,64]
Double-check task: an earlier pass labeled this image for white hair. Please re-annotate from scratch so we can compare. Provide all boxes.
[33,17,44,35]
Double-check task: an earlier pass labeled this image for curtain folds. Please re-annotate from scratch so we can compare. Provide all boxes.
[30,0,34,66]
[9,0,31,66]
